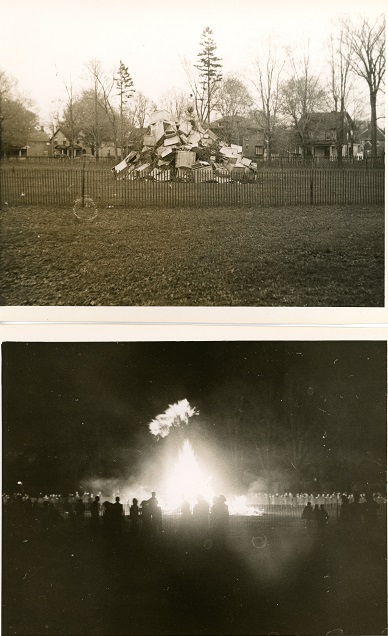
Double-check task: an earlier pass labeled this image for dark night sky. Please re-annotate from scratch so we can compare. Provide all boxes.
[2,341,386,493]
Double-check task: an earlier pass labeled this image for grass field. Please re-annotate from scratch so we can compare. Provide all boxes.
[0,204,384,306]
[3,511,387,635]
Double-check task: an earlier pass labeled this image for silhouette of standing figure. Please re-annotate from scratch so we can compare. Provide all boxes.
[302,501,314,530]
[147,492,162,538]
[211,495,229,548]
[193,495,210,543]
[103,501,113,536]
[129,498,140,539]
[90,495,101,530]
[112,496,124,536]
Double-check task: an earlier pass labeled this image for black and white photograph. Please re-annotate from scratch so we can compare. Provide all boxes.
[0,0,385,308]
[2,339,387,636]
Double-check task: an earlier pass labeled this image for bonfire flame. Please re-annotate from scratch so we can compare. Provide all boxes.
[148,400,264,516]
[149,399,198,438]
[162,439,214,511]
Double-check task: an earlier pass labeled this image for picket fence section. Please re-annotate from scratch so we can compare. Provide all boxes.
[1,167,384,208]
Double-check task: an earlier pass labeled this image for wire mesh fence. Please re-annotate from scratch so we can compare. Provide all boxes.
[0,167,384,208]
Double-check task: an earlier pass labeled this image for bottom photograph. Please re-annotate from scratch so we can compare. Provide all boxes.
[2,340,387,636]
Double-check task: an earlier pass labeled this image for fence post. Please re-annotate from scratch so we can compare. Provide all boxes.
[310,171,314,204]
[81,157,85,207]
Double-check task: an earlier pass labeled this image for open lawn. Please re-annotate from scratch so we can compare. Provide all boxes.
[3,512,387,635]
[0,204,384,306]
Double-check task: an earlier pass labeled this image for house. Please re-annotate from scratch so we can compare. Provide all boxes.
[209,116,266,160]
[354,123,385,158]
[51,128,84,158]
[299,111,355,159]
[26,126,52,156]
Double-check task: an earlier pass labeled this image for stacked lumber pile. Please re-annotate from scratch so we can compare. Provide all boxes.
[112,110,257,182]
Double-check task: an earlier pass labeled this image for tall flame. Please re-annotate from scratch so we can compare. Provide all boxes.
[161,439,214,511]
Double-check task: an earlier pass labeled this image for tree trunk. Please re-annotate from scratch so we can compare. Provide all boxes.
[336,101,344,167]
[370,90,377,158]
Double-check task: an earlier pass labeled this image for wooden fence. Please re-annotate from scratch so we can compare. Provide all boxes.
[0,167,384,208]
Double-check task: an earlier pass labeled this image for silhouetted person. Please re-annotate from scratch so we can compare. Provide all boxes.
[140,500,152,541]
[302,501,314,529]
[103,501,114,535]
[129,498,140,538]
[147,492,161,539]
[153,504,163,538]
[211,495,229,548]
[193,495,210,542]
[112,496,124,536]
[90,495,100,530]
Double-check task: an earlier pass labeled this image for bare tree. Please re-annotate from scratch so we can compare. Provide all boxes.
[280,47,327,159]
[327,27,353,165]
[215,74,253,118]
[252,39,285,162]
[60,73,77,157]
[341,14,385,158]
[181,56,207,123]
[86,59,104,160]
[129,92,156,128]
[87,59,122,159]
[160,87,190,121]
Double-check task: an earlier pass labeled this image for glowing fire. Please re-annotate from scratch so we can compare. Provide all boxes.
[159,440,265,516]
[161,439,215,511]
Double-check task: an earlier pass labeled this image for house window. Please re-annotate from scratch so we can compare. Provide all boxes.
[245,144,249,151]
[255,145,264,156]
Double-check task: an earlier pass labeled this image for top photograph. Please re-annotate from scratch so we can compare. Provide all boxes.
[0,0,385,310]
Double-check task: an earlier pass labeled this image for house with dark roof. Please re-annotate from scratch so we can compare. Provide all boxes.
[297,111,355,159]
[209,116,266,160]
[51,128,85,158]
[354,123,385,158]
[24,126,51,157]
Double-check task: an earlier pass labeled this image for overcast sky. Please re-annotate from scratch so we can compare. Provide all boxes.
[1,0,385,123]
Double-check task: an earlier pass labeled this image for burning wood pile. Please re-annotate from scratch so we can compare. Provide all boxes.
[112,110,257,182]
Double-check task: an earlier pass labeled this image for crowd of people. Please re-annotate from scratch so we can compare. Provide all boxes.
[2,490,232,546]
[301,493,381,534]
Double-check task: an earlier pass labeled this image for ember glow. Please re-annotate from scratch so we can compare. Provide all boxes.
[149,399,198,438]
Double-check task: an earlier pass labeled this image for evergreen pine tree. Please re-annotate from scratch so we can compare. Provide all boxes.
[195,27,222,124]
[114,61,135,157]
